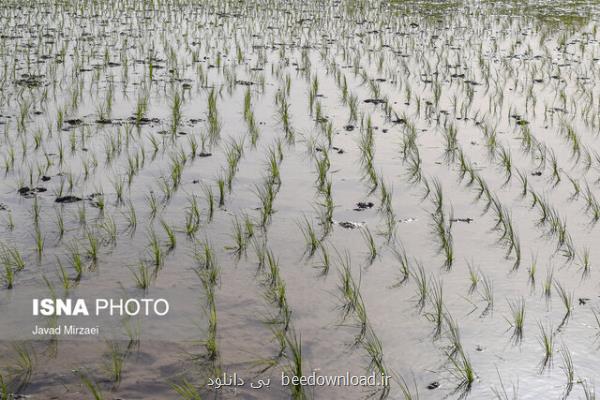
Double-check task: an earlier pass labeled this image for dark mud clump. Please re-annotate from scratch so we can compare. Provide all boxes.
[335,221,364,229]
[16,74,46,88]
[363,98,386,105]
[354,201,374,211]
[18,187,47,197]
[450,217,474,223]
[65,118,83,126]
[235,80,254,86]
[128,117,160,125]
[55,195,83,203]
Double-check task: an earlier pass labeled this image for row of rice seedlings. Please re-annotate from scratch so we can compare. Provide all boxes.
[335,251,390,396]
[193,238,221,371]
[443,314,477,394]
[429,179,454,269]
[358,118,378,193]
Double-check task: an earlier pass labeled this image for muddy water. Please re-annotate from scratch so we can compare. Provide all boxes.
[1,0,600,399]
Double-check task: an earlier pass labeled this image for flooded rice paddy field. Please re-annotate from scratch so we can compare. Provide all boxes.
[1,0,600,398]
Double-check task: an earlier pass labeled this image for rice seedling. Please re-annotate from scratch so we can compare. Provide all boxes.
[284,329,307,400]
[202,184,215,223]
[204,292,219,362]
[560,344,574,398]
[467,261,479,294]
[85,228,99,264]
[578,247,591,276]
[171,380,203,400]
[298,216,319,256]
[540,267,552,301]
[104,342,125,387]
[391,245,410,287]
[33,226,45,257]
[8,344,34,392]
[147,229,162,267]
[410,262,428,311]
[554,280,573,327]
[448,347,476,395]
[506,298,525,343]
[194,240,219,280]
[124,200,137,230]
[161,220,176,251]
[226,216,247,256]
[217,177,226,207]
[392,372,420,400]
[537,321,554,371]
[479,273,494,316]
[426,277,444,339]
[76,371,104,400]
[131,261,153,291]
[490,368,519,400]
[360,226,377,263]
